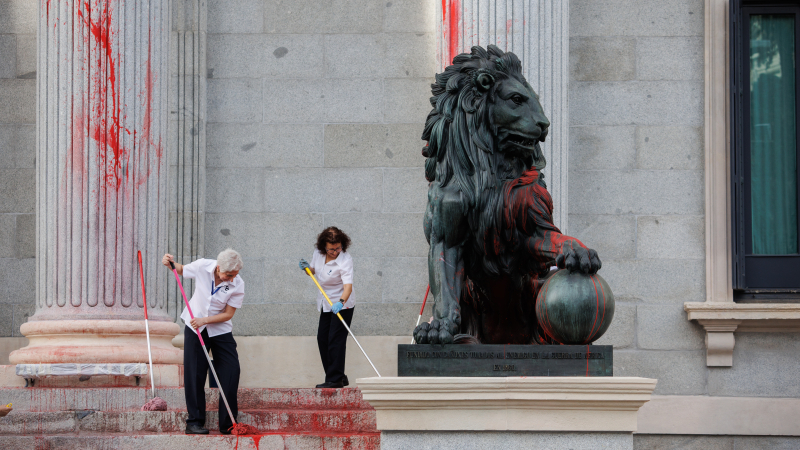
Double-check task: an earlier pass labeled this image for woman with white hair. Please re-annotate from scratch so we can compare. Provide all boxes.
[162,248,245,435]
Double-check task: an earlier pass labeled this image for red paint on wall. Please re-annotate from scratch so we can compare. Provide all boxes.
[442,0,461,66]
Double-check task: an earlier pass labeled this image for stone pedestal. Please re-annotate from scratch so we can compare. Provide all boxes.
[10,0,180,367]
[357,376,656,450]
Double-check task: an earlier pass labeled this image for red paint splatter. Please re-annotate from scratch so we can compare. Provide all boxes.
[72,1,161,192]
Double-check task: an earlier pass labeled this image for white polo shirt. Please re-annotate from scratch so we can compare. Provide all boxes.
[180,258,245,337]
[310,250,355,312]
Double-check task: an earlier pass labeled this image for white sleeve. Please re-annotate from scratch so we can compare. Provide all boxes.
[311,251,321,272]
[181,259,205,280]
[227,281,244,309]
[340,254,354,284]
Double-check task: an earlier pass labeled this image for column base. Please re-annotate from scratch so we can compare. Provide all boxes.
[9,320,182,365]
[0,364,183,387]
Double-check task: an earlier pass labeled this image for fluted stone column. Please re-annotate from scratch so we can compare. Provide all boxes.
[10,0,181,365]
[437,0,570,232]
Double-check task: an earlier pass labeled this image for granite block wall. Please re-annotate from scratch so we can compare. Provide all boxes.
[203,0,436,335]
[0,0,37,336]
[569,0,800,398]
[569,0,710,395]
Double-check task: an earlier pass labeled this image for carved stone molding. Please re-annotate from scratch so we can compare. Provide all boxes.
[685,302,800,366]
[357,376,657,432]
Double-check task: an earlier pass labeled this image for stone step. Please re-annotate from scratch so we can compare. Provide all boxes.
[0,432,381,450]
[0,387,373,412]
[0,409,377,434]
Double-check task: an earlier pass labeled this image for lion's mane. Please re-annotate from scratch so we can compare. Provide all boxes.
[422,45,558,279]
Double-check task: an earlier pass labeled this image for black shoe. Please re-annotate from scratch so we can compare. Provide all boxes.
[220,428,231,435]
[185,423,209,435]
[342,375,349,387]
[316,380,344,389]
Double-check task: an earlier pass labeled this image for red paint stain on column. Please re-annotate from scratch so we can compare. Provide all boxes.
[442,0,461,66]
[72,1,161,192]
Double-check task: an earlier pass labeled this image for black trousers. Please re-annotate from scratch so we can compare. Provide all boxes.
[317,307,354,383]
[184,326,240,432]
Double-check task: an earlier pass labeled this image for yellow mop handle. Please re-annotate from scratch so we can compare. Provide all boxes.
[304,267,381,377]
[305,268,345,320]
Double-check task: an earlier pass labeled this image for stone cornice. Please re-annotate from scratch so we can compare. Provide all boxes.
[684,302,800,331]
[685,302,800,366]
[357,376,657,432]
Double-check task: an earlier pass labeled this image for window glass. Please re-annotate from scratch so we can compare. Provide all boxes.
[749,14,799,255]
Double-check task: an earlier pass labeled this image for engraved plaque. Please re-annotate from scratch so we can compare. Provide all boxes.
[398,344,613,377]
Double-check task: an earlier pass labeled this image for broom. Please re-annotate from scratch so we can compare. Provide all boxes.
[304,268,381,377]
[139,251,168,411]
[410,285,430,344]
[168,260,259,435]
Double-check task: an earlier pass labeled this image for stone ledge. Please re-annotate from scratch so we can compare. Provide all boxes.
[684,302,800,328]
[356,376,656,432]
[684,302,800,366]
[637,395,800,436]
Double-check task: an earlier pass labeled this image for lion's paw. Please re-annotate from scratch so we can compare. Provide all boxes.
[413,310,461,344]
[556,246,602,274]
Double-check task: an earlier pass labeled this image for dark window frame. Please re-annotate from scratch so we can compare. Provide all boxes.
[731,0,800,300]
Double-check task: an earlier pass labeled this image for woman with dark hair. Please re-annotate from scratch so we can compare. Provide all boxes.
[299,226,355,388]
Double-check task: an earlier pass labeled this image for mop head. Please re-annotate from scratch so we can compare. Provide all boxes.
[230,423,260,435]
[141,396,168,411]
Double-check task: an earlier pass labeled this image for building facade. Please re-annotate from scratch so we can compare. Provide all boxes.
[0,0,798,446]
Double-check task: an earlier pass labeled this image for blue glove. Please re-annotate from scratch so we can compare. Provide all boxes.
[331,301,344,314]
[299,259,310,272]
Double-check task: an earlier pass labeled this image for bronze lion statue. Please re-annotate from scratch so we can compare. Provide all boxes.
[413,45,602,345]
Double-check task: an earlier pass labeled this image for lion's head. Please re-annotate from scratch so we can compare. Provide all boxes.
[422,45,550,205]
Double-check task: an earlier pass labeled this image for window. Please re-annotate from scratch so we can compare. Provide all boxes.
[731,0,800,299]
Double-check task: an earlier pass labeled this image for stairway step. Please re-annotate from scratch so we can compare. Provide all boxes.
[0,410,377,434]
[0,432,381,450]
[0,387,373,412]
[215,410,377,433]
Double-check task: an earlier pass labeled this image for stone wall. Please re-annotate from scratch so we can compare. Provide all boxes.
[568,0,708,395]
[0,0,37,337]
[568,0,800,399]
[634,435,800,449]
[203,0,437,336]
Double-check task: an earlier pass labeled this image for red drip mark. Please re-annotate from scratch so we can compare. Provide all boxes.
[586,344,589,376]
[588,275,608,343]
[45,0,52,17]
[584,275,601,344]
[442,0,461,65]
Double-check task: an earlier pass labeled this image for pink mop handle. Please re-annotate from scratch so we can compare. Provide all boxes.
[170,261,205,347]
[419,285,430,315]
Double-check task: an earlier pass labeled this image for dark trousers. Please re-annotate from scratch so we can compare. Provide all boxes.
[317,307,354,383]
[184,326,240,432]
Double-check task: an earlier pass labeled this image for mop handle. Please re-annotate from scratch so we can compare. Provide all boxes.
[169,261,237,425]
[411,285,431,344]
[304,268,381,377]
[137,251,156,398]
[419,285,430,316]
